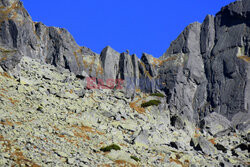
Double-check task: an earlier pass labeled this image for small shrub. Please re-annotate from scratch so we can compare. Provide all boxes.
[141,100,161,108]
[150,93,165,97]
[37,106,44,112]
[100,144,121,152]
[130,155,140,162]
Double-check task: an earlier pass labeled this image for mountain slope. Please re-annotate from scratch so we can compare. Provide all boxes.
[0,0,249,125]
[0,0,249,166]
[0,56,249,166]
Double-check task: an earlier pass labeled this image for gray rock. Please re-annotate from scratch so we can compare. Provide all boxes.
[191,136,217,155]
[100,46,120,83]
[133,129,150,147]
[159,22,205,122]
[200,112,232,136]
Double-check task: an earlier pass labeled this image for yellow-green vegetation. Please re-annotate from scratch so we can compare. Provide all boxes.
[37,106,43,112]
[150,93,165,98]
[130,155,140,162]
[141,100,161,108]
[238,56,250,62]
[100,144,121,152]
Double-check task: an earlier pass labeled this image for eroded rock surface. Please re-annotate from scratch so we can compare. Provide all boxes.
[0,56,249,166]
[0,0,249,166]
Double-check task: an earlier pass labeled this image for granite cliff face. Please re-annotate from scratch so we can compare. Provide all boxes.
[0,0,249,128]
[158,0,250,128]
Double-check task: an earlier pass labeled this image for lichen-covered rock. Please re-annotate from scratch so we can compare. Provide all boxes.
[0,3,249,166]
[200,112,232,136]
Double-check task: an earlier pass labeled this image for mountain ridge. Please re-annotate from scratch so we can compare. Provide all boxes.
[0,0,249,166]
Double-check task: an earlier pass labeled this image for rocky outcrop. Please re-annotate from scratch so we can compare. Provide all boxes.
[0,56,248,166]
[159,22,206,123]
[157,0,250,127]
[205,0,250,120]
[0,0,249,129]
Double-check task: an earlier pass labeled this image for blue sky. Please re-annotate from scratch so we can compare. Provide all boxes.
[22,0,236,58]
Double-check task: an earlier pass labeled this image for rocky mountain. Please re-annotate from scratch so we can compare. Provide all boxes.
[0,0,249,166]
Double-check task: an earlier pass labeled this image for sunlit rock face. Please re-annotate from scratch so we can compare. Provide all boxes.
[0,0,249,125]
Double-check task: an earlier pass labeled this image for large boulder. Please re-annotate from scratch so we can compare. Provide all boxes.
[200,112,232,136]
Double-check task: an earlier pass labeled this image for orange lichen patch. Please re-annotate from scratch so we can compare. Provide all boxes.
[50,125,79,147]
[119,143,128,147]
[209,138,216,145]
[135,88,141,93]
[72,125,104,135]
[0,2,25,24]
[56,28,62,35]
[11,149,41,167]
[0,48,16,63]
[71,125,104,142]
[9,97,19,105]
[194,127,201,138]
[114,160,137,167]
[73,51,80,67]
[159,152,166,162]
[0,119,14,126]
[55,133,79,147]
[0,135,40,166]
[73,131,90,141]
[82,56,98,75]
[161,56,178,65]
[1,88,8,92]
[15,122,22,125]
[170,158,183,166]
[72,125,94,133]
[0,56,7,61]
[129,98,145,114]
[98,164,111,167]
[82,59,89,69]
[96,130,105,135]
[194,133,200,138]
[0,72,12,79]
[169,157,189,167]
[96,63,104,77]
[0,119,24,126]
[0,92,19,105]
[65,89,73,94]
[52,125,60,131]
[139,61,153,80]
[238,56,250,62]
[184,160,190,167]
[0,135,12,153]
[152,56,178,68]
[195,128,201,131]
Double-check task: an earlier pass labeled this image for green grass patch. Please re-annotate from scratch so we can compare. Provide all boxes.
[130,155,140,162]
[150,93,165,97]
[141,100,161,108]
[100,144,121,152]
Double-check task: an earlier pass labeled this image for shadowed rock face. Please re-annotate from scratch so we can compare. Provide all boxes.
[0,0,249,124]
